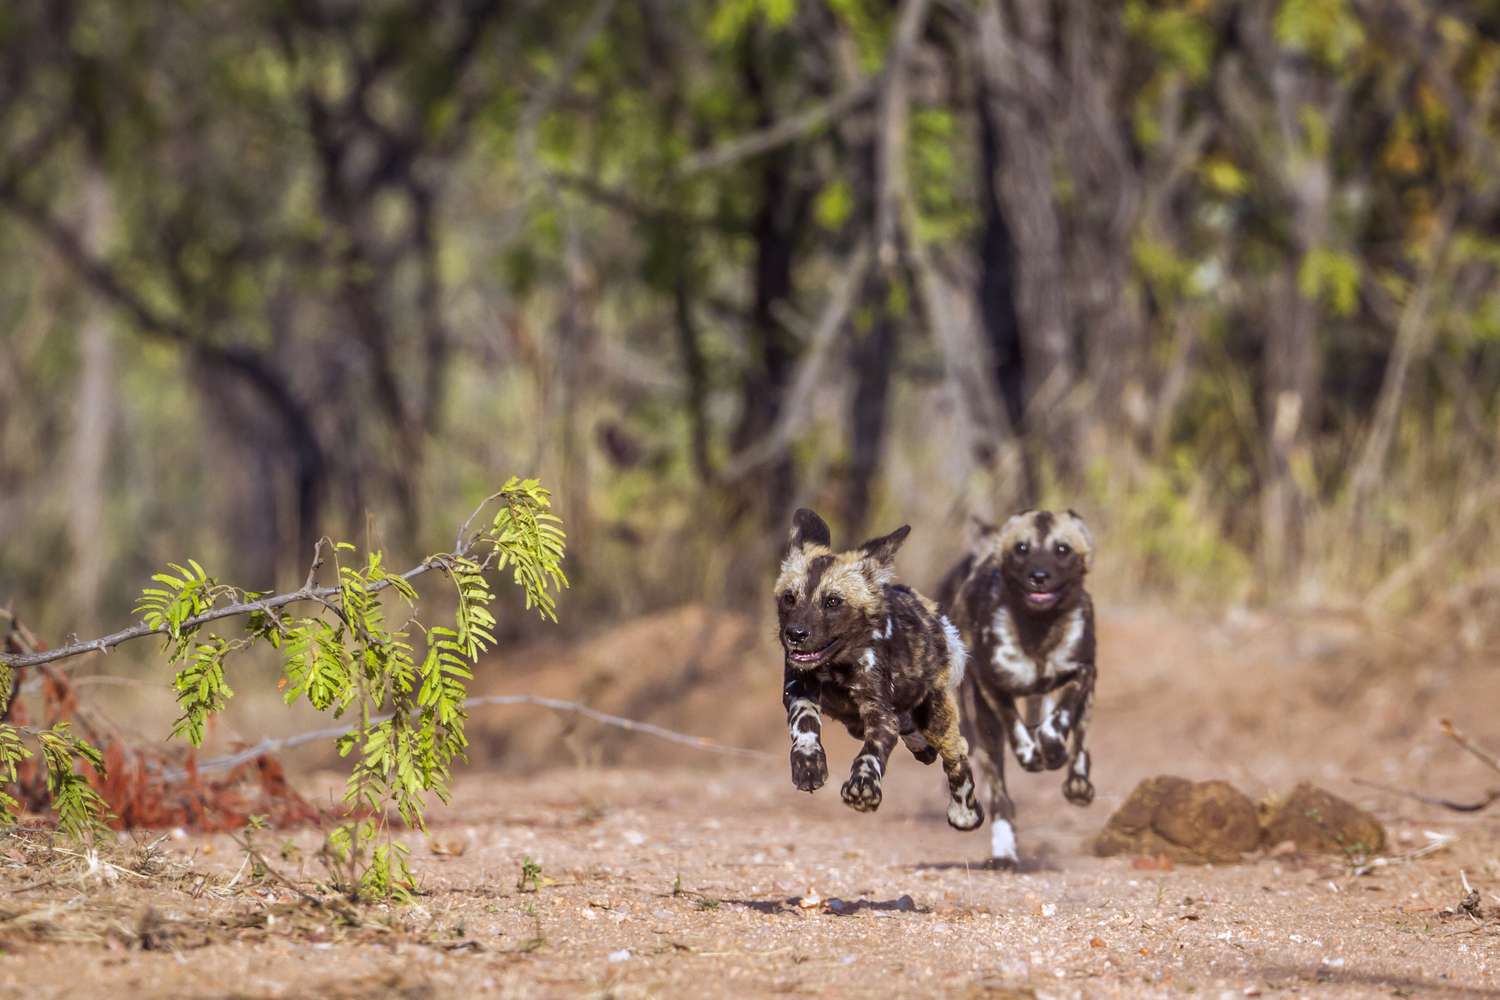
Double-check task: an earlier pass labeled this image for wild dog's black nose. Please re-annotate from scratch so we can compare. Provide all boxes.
[785,625,809,644]
[1028,570,1051,587]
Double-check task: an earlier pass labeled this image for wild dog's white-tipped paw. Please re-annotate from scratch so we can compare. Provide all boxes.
[984,819,1019,870]
[1037,729,1070,771]
[947,795,983,831]
[840,756,883,812]
[790,746,827,792]
[1015,742,1045,773]
[1062,773,1094,806]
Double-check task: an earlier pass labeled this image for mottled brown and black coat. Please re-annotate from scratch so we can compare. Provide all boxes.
[938,509,1098,867]
[776,509,982,830]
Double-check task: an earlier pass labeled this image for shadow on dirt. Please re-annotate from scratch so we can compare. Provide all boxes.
[723,894,929,916]
[1250,964,1500,998]
[906,856,1060,874]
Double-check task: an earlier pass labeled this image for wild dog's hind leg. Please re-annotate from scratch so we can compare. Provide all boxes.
[1057,671,1096,805]
[921,689,983,831]
[841,654,899,813]
[783,666,827,793]
[964,686,1019,868]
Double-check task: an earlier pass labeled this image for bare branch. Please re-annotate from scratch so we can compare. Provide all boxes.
[161,693,772,781]
[1352,776,1500,814]
[0,494,517,673]
[679,77,880,177]
[1442,718,1500,778]
[717,242,872,481]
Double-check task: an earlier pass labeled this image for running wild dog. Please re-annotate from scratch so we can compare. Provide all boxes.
[776,509,983,831]
[937,509,1097,868]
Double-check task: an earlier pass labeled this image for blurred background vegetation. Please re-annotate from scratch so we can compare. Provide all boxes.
[2,0,1498,647]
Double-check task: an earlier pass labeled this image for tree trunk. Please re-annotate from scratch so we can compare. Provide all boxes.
[65,169,115,634]
[974,0,1083,485]
[846,271,897,539]
[728,34,810,535]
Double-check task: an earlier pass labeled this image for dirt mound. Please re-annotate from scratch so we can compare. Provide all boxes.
[1093,775,1261,863]
[1260,780,1386,855]
[469,604,783,766]
[1095,775,1388,863]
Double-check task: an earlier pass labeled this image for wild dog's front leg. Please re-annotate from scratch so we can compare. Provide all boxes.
[783,666,827,793]
[921,690,983,831]
[1035,686,1071,771]
[841,660,899,813]
[1058,670,1096,805]
[997,692,1044,772]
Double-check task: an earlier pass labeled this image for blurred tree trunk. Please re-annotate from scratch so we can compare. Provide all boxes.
[846,275,896,540]
[64,167,114,634]
[974,93,1027,449]
[728,32,811,534]
[974,0,1082,488]
[1061,0,1144,440]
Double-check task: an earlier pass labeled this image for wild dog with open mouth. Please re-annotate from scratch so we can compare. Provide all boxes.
[776,508,982,831]
[937,509,1097,868]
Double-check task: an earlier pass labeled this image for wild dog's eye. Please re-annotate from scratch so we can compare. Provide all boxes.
[780,591,796,607]
[1055,542,1071,556]
[1015,542,1030,556]
[822,594,843,610]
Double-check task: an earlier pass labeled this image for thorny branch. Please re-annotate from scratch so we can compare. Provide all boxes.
[0,494,507,673]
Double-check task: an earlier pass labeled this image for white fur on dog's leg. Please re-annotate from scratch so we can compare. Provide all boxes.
[946,775,981,830]
[989,818,1018,867]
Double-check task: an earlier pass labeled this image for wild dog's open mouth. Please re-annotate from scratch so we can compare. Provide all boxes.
[785,640,837,665]
[1024,590,1060,609]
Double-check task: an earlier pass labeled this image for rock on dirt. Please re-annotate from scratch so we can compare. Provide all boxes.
[1096,775,1387,863]
[1259,780,1386,855]
[1094,775,1261,863]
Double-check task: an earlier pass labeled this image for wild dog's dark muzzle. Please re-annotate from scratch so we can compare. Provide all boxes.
[1020,564,1063,609]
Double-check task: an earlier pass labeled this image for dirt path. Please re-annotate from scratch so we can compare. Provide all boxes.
[2,607,1499,998]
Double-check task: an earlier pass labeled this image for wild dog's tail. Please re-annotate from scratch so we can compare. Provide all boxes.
[939,614,968,690]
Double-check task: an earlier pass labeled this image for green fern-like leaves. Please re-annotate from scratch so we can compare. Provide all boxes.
[35,723,112,839]
[487,477,569,622]
[8,478,566,899]
[170,637,238,746]
[134,560,222,659]
[0,723,32,826]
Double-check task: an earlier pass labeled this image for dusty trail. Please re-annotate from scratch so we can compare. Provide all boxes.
[2,607,1498,998]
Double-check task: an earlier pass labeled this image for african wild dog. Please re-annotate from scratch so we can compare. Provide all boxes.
[937,509,1097,868]
[776,509,982,831]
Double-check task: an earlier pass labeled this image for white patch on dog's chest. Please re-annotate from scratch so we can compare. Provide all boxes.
[988,607,1036,687]
[988,605,1085,691]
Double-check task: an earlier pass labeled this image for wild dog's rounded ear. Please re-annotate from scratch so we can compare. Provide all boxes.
[859,524,911,567]
[789,508,833,550]
[996,511,1036,551]
[1063,509,1095,569]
